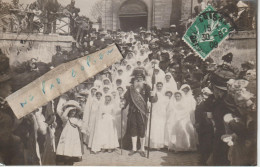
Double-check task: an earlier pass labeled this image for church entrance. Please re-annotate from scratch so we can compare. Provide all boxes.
[118,0,148,32]
[119,15,147,32]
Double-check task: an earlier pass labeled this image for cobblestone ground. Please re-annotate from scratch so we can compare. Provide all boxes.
[75,147,200,166]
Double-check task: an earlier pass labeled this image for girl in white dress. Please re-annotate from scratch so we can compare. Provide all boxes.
[180,84,197,125]
[146,82,167,149]
[164,90,174,146]
[82,87,97,144]
[168,91,197,152]
[96,93,119,153]
[111,90,121,139]
[164,72,177,93]
[56,101,83,165]
[88,90,103,153]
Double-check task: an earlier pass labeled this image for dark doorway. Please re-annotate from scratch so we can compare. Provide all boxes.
[119,16,147,32]
[118,0,148,31]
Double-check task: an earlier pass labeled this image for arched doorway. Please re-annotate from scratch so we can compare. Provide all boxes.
[118,0,148,32]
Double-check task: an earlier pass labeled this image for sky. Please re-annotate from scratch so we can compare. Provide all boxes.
[3,0,98,21]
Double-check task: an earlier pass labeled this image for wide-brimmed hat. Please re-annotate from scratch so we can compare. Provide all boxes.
[63,100,81,110]
[241,61,254,70]
[210,64,238,90]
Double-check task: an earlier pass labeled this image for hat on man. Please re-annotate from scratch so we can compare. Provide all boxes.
[222,52,233,63]
[210,64,237,90]
[56,45,61,51]
[131,67,147,79]
[241,61,254,70]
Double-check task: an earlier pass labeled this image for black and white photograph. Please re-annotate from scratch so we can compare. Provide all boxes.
[0,0,257,166]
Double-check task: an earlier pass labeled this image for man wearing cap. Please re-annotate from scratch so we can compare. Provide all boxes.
[121,67,157,157]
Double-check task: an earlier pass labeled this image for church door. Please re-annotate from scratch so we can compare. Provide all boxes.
[118,0,148,31]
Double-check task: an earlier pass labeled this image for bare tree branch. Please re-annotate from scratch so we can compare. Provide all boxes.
[91,0,103,22]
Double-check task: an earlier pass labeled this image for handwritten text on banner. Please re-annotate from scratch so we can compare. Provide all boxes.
[6,44,123,119]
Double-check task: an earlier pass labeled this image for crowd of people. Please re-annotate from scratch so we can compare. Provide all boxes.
[0,21,257,165]
[190,0,256,31]
[0,0,91,36]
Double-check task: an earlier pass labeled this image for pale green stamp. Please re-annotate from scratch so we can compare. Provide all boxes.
[183,5,233,59]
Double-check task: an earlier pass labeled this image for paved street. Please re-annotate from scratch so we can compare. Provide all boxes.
[75,148,200,166]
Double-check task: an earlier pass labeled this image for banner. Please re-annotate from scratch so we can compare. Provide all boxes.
[6,44,123,119]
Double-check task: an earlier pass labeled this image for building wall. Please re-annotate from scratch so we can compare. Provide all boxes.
[181,0,192,22]
[0,33,74,65]
[153,0,172,28]
[210,32,256,68]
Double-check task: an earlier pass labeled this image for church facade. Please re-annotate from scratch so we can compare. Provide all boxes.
[101,0,194,31]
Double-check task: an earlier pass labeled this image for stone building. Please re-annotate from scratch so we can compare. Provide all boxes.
[101,0,195,31]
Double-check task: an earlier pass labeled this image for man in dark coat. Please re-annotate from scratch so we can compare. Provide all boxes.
[159,51,170,72]
[67,42,81,61]
[207,61,237,165]
[51,45,67,67]
[121,67,157,157]
[195,94,215,165]
[0,54,24,165]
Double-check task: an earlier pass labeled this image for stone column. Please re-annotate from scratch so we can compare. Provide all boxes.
[101,0,113,30]
[146,0,152,30]
[170,0,182,25]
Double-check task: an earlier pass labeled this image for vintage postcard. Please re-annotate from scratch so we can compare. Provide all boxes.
[0,0,257,166]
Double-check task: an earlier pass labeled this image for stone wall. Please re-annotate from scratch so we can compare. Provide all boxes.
[181,0,192,22]
[0,33,74,65]
[153,0,172,29]
[209,31,256,68]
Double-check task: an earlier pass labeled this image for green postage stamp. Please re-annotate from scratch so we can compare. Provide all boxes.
[183,5,233,59]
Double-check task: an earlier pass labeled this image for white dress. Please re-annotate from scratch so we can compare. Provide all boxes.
[56,117,83,157]
[98,104,119,149]
[164,97,175,146]
[168,97,197,151]
[88,99,103,151]
[146,91,167,149]
[112,96,128,139]
[82,95,95,134]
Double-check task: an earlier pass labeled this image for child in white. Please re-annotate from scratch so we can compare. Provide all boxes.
[89,90,103,153]
[56,101,83,164]
[98,93,119,152]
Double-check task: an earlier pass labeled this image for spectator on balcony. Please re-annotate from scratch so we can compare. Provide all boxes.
[66,0,80,37]
[43,0,60,34]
